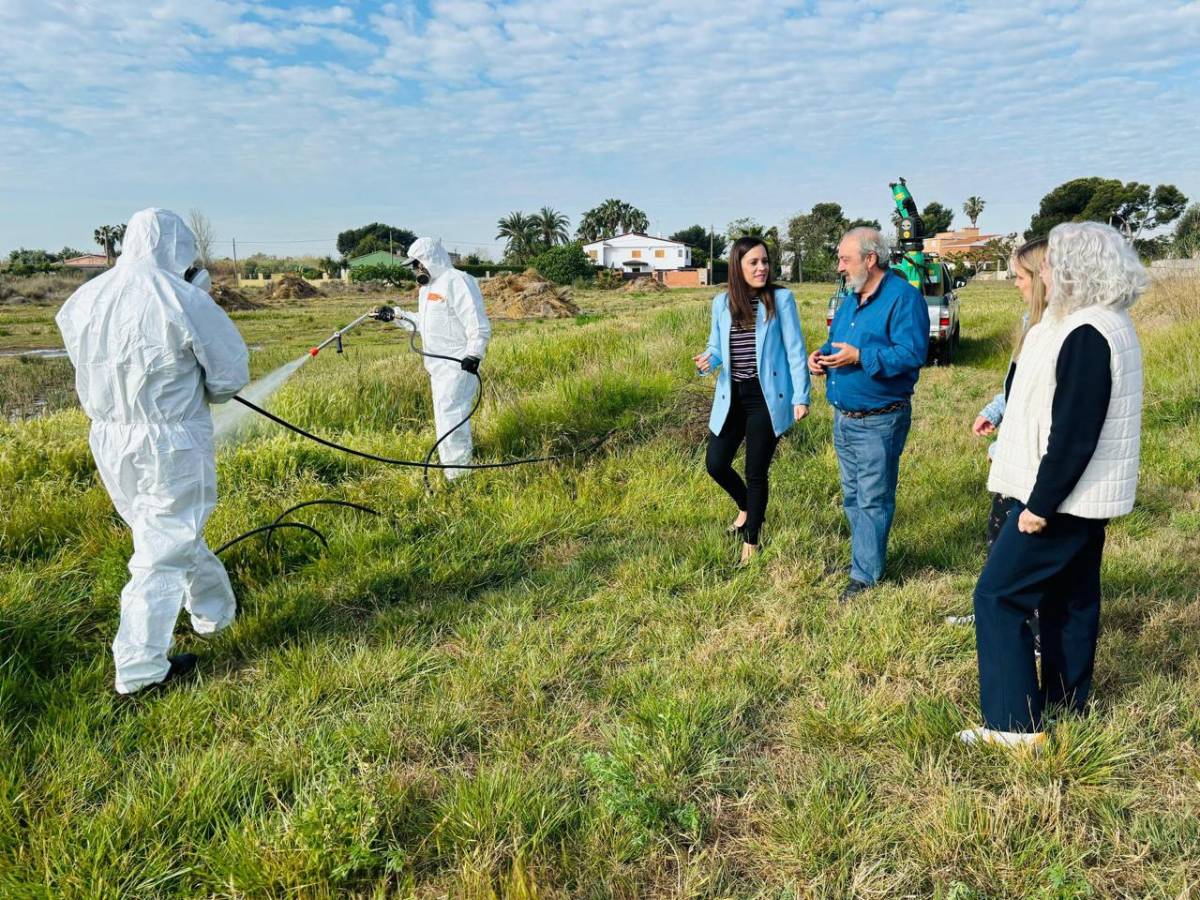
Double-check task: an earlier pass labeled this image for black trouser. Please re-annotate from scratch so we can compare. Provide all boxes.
[973,501,1107,732]
[705,378,779,545]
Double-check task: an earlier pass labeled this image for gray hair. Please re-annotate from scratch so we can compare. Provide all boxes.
[1047,221,1148,317]
[843,227,891,269]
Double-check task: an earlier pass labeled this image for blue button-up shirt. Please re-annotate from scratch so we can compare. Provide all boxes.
[820,270,929,412]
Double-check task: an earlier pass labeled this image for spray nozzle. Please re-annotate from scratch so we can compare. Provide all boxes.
[370,305,396,323]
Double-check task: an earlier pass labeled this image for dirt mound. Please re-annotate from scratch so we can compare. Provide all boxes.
[210,283,263,311]
[621,275,667,293]
[266,273,322,300]
[481,269,580,319]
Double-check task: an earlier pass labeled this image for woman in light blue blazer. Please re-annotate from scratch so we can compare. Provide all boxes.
[693,237,811,564]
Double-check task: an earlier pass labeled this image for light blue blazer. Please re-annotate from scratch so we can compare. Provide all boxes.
[701,288,811,437]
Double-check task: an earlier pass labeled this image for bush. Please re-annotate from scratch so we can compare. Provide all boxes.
[532,243,594,285]
[595,269,623,290]
[350,264,414,288]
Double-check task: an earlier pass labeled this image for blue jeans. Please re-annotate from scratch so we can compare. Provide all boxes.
[833,405,912,585]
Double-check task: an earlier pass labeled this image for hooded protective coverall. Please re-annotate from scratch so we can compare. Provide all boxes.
[56,208,250,693]
[406,237,491,479]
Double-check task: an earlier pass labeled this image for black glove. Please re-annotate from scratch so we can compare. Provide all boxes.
[461,355,481,374]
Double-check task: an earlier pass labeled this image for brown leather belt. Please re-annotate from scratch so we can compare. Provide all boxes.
[840,400,910,419]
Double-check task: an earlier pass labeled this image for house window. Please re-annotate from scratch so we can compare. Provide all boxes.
[654,249,665,258]
[631,250,642,258]
[587,250,598,259]
[677,249,683,257]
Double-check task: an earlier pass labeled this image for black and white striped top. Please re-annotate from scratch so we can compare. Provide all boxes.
[730,299,758,381]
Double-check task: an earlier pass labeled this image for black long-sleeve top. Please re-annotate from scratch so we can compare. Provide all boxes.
[1024,325,1113,518]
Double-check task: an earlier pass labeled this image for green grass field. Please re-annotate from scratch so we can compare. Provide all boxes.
[2,280,1199,897]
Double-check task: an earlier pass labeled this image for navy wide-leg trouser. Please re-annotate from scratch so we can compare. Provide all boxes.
[973,502,1107,732]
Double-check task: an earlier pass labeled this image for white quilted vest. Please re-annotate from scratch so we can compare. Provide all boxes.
[988,304,1142,518]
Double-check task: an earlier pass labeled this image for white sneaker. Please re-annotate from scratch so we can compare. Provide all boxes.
[945,614,975,626]
[957,727,1046,750]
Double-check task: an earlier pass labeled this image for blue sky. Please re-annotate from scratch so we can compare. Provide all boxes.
[2,0,1198,259]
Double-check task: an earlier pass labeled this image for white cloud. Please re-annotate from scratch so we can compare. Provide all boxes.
[1,0,1198,254]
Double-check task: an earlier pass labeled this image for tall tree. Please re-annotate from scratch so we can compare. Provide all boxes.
[575,199,649,241]
[336,223,415,259]
[785,203,863,282]
[963,196,986,228]
[93,224,125,266]
[1027,178,1188,240]
[1173,203,1200,259]
[725,219,780,268]
[576,209,604,243]
[188,209,216,268]
[621,203,649,234]
[920,202,954,235]
[531,206,570,248]
[669,225,727,267]
[496,212,540,262]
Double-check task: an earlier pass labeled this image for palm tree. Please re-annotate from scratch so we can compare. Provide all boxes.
[495,212,540,262]
[598,199,624,237]
[576,209,603,243]
[621,203,649,234]
[93,224,124,266]
[531,207,570,249]
[963,196,986,228]
[576,199,650,241]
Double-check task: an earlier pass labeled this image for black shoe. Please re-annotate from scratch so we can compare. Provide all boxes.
[164,653,199,682]
[839,580,870,603]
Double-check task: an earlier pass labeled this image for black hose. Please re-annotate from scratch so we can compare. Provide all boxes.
[216,306,610,560]
[264,499,380,551]
[214,521,328,556]
[232,395,602,471]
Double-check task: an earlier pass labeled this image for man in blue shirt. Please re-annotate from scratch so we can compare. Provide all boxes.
[808,228,930,600]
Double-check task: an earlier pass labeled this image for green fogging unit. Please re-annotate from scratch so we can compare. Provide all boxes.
[888,177,943,295]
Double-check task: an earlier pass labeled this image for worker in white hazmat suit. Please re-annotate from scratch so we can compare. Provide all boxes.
[56,208,250,694]
[402,237,491,479]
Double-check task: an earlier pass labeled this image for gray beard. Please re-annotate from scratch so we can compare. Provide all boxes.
[845,271,868,293]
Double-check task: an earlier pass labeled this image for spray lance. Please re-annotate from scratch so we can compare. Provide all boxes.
[308,305,409,357]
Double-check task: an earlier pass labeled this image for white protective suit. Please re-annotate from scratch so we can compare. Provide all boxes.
[56,208,250,693]
[406,237,491,479]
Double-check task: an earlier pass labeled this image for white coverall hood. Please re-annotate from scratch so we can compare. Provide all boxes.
[55,207,250,694]
[406,236,454,281]
[120,207,199,275]
[409,236,492,480]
